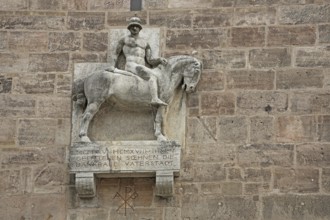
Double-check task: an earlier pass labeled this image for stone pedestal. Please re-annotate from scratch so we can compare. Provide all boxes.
[69,141,181,198]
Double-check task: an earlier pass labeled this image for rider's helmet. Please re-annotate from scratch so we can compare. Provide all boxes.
[127,16,143,30]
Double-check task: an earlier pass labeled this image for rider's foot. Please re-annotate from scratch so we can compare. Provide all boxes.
[151,98,168,106]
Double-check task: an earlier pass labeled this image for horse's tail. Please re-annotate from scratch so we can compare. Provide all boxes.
[72,78,87,108]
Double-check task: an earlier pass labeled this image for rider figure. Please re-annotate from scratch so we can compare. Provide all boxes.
[112,16,168,106]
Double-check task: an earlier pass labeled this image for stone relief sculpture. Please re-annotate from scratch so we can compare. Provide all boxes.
[70,17,202,198]
[73,17,202,143]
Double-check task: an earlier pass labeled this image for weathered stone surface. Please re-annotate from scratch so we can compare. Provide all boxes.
[322,168,330,193]
[235,0,280,6]
[243,168,271,182]
[231,27,265,47]
[187,117,217,144]
[228,168,243,181]
[233,7,276,26]
[164,207,181,220]
[249,48,291,68]
[37,97,71,118]
[29,53,69,72]
[201,50,246,69]
[56,74,72,95]
[71,53,101,63]
[1,148,45,167]
[218,116,248,144]
[0,195,31,219]
[0,170,20,194]
[13,73,55,94]
[227,70,275,90]
[107,11,147,27]
[0,53,28,73]
[319,24,330,43]
[0,11,65,30]
[212,0,234,7]
[244,183,270,195]
[279,4,330,24]
[268,26,316,46]
[66,0,88,10]
[263,195,330,220]
[49,32,81,52]
[169,0,212,8]
[167,29,228,50]
[34,164,67,193]
[237,144,294,167]
[237,91,288,115]
[110,208,162,220]
[276,116,317,142]
[83,32,108,52]
[221,182,243,195]
[193,8,232,28]
[197,70,224,91]
[0,31,8,50]
[29,0,61,10]
[0,75,12,93]
[0,0,28,10]
[201,182,222,194]
[144,0,168,9]
[0,95,36,117]
[31,195,66,220]
[250,116,275,143]
[150,10,192,28]
[89,0,130,11]
[297,143,330,167]
[0,118,16,146]
[194,163,226,182]
[201,92,235,115]
[296,47,330,67]
[290,92,330,114]
[18,119,58,146]
[276,69,323,89]
[182,195,258,220]
[317,115,330,142]
[274,168,319,193]
[67,12,105,30]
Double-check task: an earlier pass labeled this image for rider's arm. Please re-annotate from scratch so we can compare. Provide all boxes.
[112,38,125,68]
[145,44,167,67]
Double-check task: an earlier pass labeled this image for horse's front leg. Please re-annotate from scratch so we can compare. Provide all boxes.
[79,99,104,142]
[154,106,167,141]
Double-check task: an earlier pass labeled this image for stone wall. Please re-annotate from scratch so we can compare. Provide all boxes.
[1,0,330,219]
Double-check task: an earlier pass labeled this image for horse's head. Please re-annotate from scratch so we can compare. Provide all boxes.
[169,56,202,93]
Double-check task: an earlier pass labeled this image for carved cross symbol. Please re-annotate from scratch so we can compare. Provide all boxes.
[113,186,139,216]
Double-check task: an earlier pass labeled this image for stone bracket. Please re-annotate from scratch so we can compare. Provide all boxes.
[155,171,174,198]
[75,172,96,198]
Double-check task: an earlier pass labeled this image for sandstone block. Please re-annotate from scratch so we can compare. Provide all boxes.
[144,0,168,9]
[276,116,317,142]
[243,168,271,182]
[235,0,280,6]
[56,74,72,95]
[66,0,88,10]
[29,0,61,10]
[250,116,275,143]
[197,70,224,91]
[296,47,330,67]
[317,115,330,142]
[0,53,28,73]
[185,144,236,163]
[0,0,28,10]
[164,207,181,220]
[169,0,212,8]
[227,168,243,180]
[276,69,323,89]
[71,53,101,63]
[244,183,270,195]
[67,12,105,30]
[279,4,330,24]
[237,91,288,115]
[107,11,147,27]
[268,26,316,46]
[193,8,232,28]
[150,10,192,28]
[0,11,65,30]
[201,92,235,115]
[193,163,226,182]
[233,7,276,26]
[0,118,16,146]
[0,31,8,50]
[10,31,49,52]
[291,91,330,114]
[0,195,31,220]
[31,195,66,220]
[212,0,234,7]
[89,0,130,11]
[83,32,108,52]
[187,117,217,144]
[322,168,330,193]
[13,73,55,94]
[0,75,12,93]
[49,32,81,52]
[249,48,291,68]
[201,50,246,69]
[29,53,69,72]
[0,170,20,194]
[34,164,67,193]
[274,168,319,193]
[221,182,242,195]
[297,143,330,167]
[167,29,228,50]
[319,24,330,43]
[218,116,248,144]
[237,144,294,167]
[1,148,45,167]
[110,208,162,220]
[231,27,265,47]
[37,97,71,118]
[0,95,36,117]
[227,70,274,90]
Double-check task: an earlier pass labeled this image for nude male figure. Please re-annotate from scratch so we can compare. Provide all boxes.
[112,16,168,106]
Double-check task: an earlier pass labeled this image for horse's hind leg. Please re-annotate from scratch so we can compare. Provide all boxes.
[154,106,167,141]
[79,99,104,142]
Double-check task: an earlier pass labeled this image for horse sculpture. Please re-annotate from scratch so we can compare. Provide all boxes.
[73,55,202,142]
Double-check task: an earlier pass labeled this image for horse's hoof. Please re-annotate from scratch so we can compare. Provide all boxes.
[80,136,91,142]
[157,135,167,142]
[151,98,168,106]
